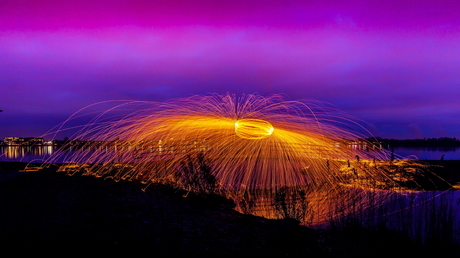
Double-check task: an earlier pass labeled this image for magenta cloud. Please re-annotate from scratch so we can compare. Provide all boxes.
[0,0,459,139]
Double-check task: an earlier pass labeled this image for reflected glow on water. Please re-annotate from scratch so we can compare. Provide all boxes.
[2,145,458,163]
[0,146,57,162]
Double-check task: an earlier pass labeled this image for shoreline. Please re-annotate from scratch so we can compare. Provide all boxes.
[2,160,459,185]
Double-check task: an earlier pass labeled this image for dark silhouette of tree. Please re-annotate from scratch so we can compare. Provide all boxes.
[273,186,311,223]
[175,152,217,195]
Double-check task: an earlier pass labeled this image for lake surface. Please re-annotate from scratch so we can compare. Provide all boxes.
[1,145,459,163]
[389,146,460,160]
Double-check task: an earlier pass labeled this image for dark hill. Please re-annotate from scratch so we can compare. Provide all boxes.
[0,165,458,256]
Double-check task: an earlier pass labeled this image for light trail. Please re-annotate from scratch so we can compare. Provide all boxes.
[45,93,430,225]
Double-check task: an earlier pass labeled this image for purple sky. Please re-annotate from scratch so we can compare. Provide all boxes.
[1,0,459,140]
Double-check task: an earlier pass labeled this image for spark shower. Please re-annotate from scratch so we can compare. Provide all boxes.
[45,93,421,224]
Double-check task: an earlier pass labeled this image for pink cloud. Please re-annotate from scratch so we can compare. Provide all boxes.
[1,0,459,139]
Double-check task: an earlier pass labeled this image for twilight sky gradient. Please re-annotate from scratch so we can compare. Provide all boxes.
[1,0,459,140]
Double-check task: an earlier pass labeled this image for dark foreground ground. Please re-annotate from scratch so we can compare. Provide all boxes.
[0,161,459,256]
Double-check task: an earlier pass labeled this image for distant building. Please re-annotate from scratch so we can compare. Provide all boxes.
[3,137,44,146]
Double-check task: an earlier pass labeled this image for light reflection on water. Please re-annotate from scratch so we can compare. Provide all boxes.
[338,189,460,244]
[383,190,460,244]
[236,188,460,244]
[1,145,459,163]
[0,145,58,163]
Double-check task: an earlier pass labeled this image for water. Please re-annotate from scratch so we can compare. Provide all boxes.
[0,145,59,163]
[382,190,460,244]
[2,145,459,163]
[389,146,460,160]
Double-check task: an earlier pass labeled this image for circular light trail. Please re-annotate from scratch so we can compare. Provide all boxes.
[46,93,410,225]
[234,118,274,139]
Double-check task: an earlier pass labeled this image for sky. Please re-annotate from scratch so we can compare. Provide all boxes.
[1,0,459,140]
